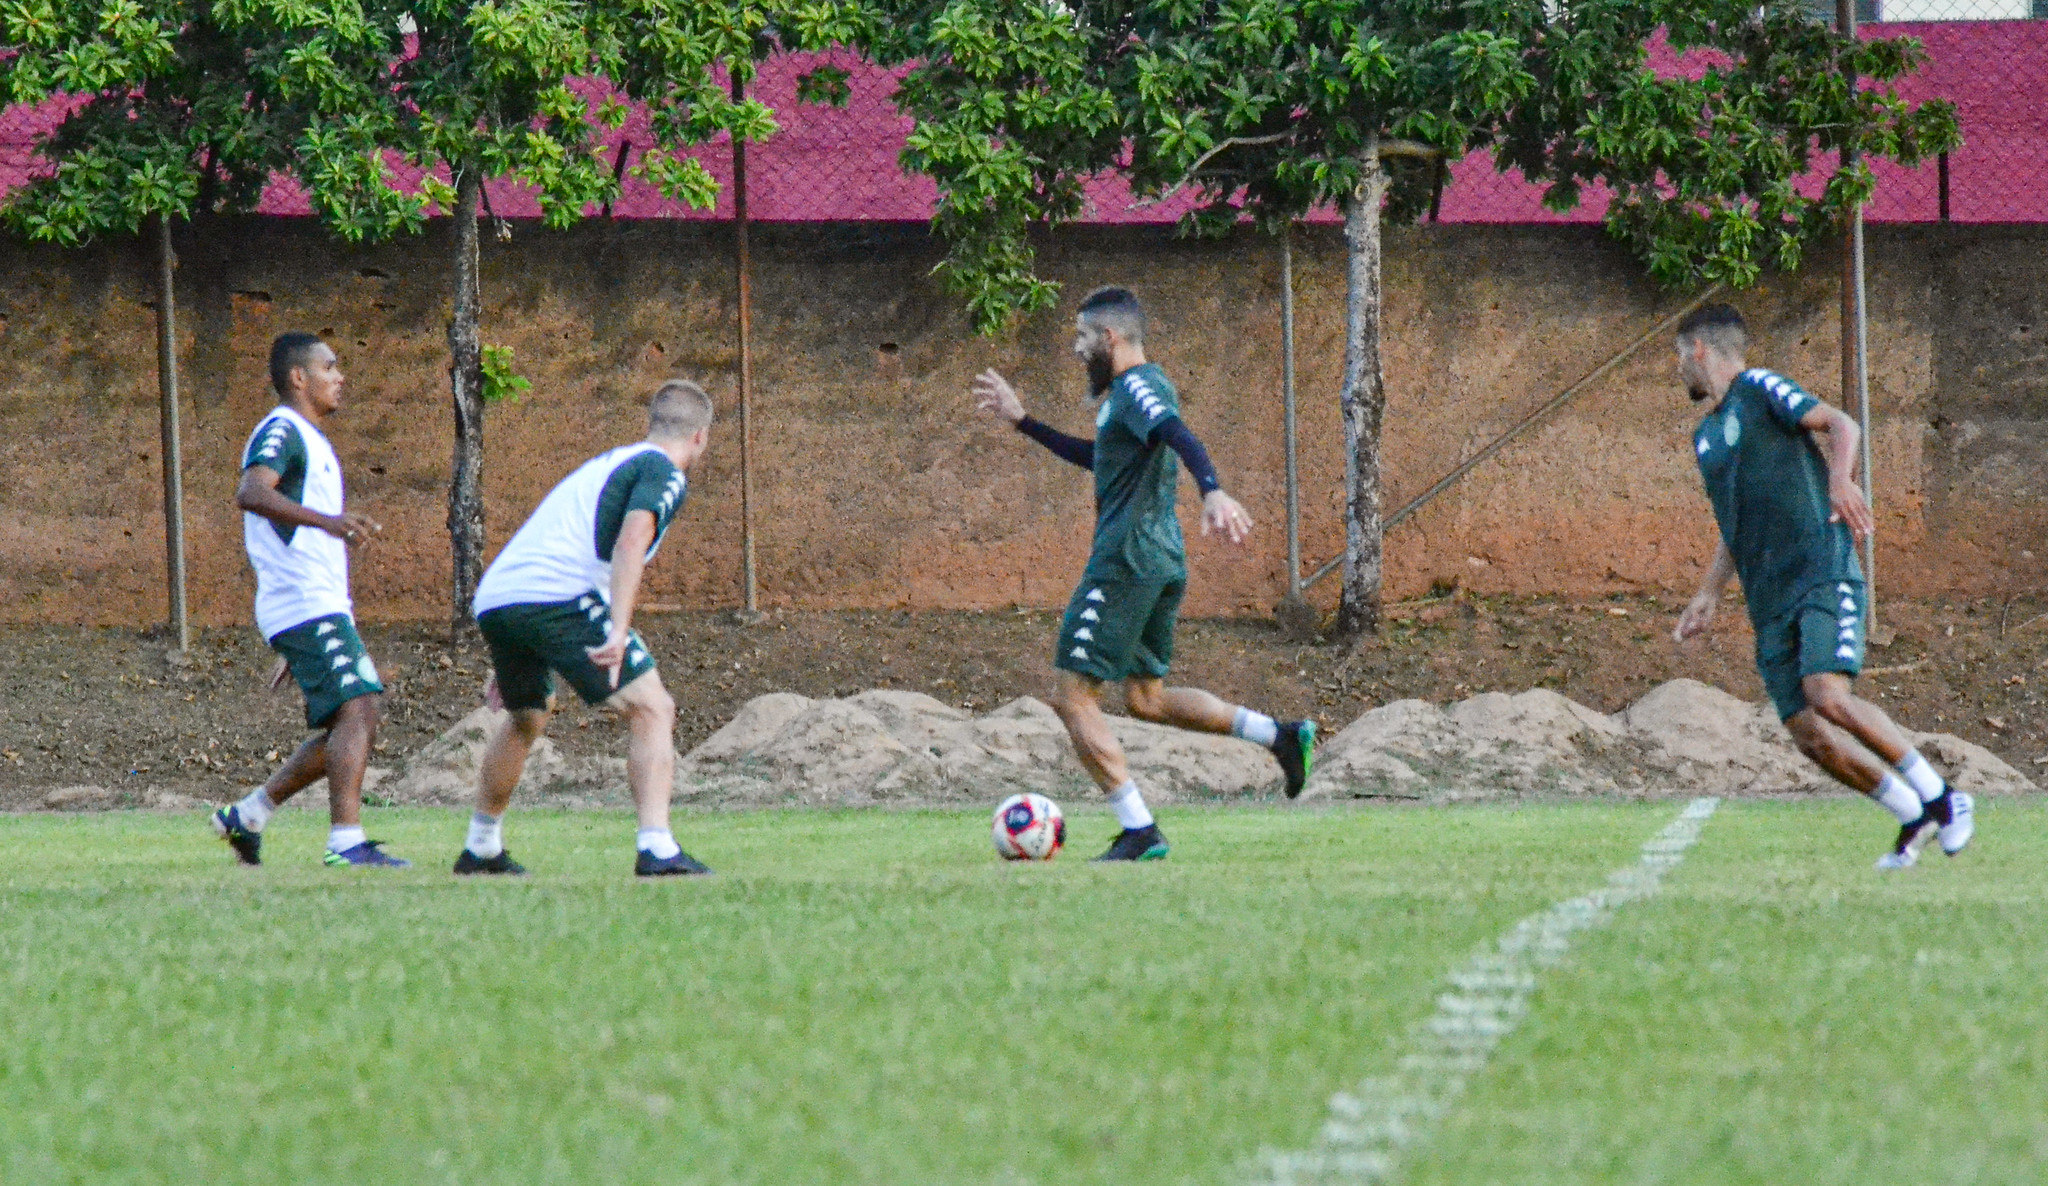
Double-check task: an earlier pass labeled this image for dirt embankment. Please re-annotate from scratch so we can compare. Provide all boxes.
[3,594,2044,810]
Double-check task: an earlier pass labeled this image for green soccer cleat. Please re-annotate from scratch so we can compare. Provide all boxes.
[1093,824,1170,862]
[1273,720,1317,799]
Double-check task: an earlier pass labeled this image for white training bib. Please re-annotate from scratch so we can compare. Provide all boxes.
[473,443,672,615]
[241,405,353,640]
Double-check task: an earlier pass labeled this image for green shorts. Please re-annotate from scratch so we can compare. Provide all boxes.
[1755,580,1866,721]
[1052,575,1185,683]
[270,613,383,729]
[477,594,657,712]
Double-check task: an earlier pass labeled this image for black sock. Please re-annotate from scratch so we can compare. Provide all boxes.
[1926,788,1954,827]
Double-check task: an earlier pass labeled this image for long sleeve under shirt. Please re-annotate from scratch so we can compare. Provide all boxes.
[1012,363,1221,582]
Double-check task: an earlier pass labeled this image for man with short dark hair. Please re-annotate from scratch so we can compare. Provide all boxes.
[971,286,1316,861]
[213,332,409,867]
[452,380,715,877]
[1672,303,1972,868]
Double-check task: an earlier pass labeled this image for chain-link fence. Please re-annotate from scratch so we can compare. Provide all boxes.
[3,17,2043,225]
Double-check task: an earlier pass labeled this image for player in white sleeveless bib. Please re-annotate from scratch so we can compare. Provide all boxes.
[453,380,713,877]
[212,333,409,868]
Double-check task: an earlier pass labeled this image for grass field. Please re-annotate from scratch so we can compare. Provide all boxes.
[0,800,2041,1184]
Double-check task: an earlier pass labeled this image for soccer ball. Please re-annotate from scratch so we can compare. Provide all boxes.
[992,793,1065,861]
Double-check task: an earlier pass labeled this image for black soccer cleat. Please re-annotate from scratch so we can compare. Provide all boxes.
[1093,824,1170,862]
[453,849,528,876]
[635,848,713,877]
[1273,719,1318,799]
[211,805,262,866]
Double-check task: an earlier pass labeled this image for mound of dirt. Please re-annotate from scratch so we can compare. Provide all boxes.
[677,689,1283,806]
[1302,678,2035,802]
[364,679,2035,812]
[380,707,626,807]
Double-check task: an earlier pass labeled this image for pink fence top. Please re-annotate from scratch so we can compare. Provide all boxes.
[3,22,2044,225]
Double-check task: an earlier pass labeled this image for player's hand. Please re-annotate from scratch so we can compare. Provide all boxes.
[1674,591,1718,643]
[324,511,382,546]
[1827,478,1874,545]
[971,369,1026,425]
[585,627,630,690]
[1200,490,1253,545]
[482,675,504,712]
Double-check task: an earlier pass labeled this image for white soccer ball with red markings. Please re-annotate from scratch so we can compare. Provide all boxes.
[992,793,1065,861]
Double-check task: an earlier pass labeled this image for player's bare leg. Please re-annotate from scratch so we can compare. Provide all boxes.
[319,694,381,829]
[1789,673,1972,867]
[215,695,386,866]
[454,707,548,875]
[1049,671,1167,860]
[610,671,707,876]
[1050,671,1133,791]
[1125,678,1318,798]
[1123,679,1234,733]
[476,708,552,818]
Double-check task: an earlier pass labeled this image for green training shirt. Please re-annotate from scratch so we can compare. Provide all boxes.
[1086,363,1188,582]
[1693,367,1862,624]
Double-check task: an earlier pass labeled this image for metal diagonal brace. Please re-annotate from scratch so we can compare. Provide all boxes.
[1299,283,1726,591]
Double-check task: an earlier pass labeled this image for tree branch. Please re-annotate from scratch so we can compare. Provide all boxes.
[1139,132,1442,208]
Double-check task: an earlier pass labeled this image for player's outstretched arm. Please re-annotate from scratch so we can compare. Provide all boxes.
[235,466,380,544]
[1149,417,1251,545]
[588,510,656,689]
[1798,403,1874,544]
[973,368,1094,469]
[1675,541,1736,642]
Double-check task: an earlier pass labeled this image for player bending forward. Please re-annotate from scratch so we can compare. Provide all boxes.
[973,286,1316,861]
[1672,304,1972,868]
[452,380,714,877]
[214,332,408,868]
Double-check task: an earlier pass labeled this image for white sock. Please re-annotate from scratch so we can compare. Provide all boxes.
[1874,774,1923,825]
[1107,780,1154,830]
[1232,708,1280,748]
[637,828,681,859]
[466,812,504,858]
[1896,750,1946,802]
[235,787,277,832]
[328,825,366,854]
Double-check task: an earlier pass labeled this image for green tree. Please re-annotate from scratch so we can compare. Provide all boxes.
[2,0,300,649]
[880,0,1957,636]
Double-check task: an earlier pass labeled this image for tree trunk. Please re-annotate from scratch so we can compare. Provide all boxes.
[154,213,190,653]
[1335,137,1388,638]
[447,171,486,635]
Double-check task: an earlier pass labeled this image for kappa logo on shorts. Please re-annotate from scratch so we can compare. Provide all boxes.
[1074,628,1094,641]
[1722,413,1740,448]
[1080,608,1099,622]
[1837,644,1857,660]
[1070,647,1090,661]
[324,638,343,653]
[316,622,335,636]
[1085,589,1105,603]
[331,654,352,670]
[340,672,360,686]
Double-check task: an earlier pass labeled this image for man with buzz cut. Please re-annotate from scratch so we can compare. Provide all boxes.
[1673,303,1972,869]
[971,286,1317,861]
[213,331,409,868]
[452,379,714,877]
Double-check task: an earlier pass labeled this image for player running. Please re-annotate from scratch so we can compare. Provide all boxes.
[451,379,714,878]
[1672,304,1972,869]
[971,286,1316,861]
[213,332,408,868]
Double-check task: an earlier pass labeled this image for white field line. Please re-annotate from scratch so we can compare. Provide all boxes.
[1254,796,1722,1186]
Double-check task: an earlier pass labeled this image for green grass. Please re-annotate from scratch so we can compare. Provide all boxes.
[0,800,2040,1184]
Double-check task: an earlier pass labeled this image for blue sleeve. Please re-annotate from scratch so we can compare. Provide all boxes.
[1149,417,1221,495]
[1015,416,1094,470]
[1749,370,1820,430]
